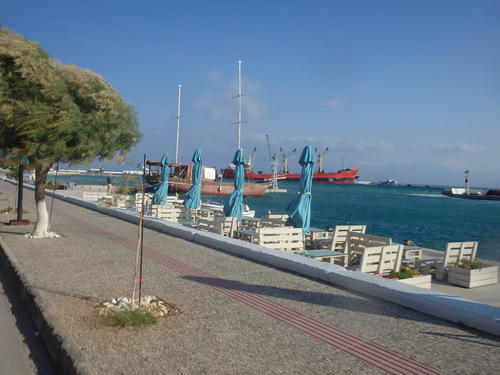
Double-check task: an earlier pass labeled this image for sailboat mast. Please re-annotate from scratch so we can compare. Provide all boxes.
[237,60,242,149]
[175,85,182,163]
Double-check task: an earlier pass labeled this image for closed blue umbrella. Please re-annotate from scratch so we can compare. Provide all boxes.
[286,146,316,234]
[223,149,246,220]
[152,153,170,205]
[183,149,202,209]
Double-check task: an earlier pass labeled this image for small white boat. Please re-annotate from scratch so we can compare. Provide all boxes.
[200,201,255,217]
[379,179,397,186]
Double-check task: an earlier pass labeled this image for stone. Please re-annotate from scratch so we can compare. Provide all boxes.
[97,295,179,317]
[118,297,129,304]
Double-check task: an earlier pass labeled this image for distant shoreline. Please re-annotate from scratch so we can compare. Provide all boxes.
[1,168,494,190]
[47,169,136,176]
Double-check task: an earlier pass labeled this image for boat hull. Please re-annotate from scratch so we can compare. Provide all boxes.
[221,168,359,184]
[168,178,270,197]
[146,161,271,197]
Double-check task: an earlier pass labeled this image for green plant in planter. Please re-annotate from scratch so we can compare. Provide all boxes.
[458,258,488,270]
[389,266,421,279]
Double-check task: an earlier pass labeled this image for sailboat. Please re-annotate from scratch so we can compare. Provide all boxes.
[146,67,271,197]
[146,161,270,197]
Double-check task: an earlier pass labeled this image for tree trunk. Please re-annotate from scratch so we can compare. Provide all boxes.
[32,164,52,237]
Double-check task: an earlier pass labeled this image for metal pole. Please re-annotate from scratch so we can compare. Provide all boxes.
[175,85,182,163]
[237,61,242,149]
[132,154,147,307]
[48,162,59,229]
[17,164,23,221]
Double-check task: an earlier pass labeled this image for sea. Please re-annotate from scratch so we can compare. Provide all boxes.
[46,174,500,262]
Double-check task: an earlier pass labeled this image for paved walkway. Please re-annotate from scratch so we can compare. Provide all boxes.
[1,181,500,374]
[0,259,56,374]
[53,183,500,309]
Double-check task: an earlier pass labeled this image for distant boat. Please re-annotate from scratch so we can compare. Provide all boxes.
[379,179,398,186]
[441,188,500,201]
[146,161,271,197]
[223,147,359,184]
[441,169,500,201]
[220,63,359,185]
[221,168,359,184]
[145,66,270,197]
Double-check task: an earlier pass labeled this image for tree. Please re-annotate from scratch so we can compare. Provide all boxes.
[0,28,142,236]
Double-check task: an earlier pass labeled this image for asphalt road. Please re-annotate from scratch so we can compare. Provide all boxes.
[0,259,56,375]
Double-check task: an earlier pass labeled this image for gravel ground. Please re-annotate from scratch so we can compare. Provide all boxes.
[1,180,500,374]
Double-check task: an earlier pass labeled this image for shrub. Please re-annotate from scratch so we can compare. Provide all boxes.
[389,266,421,279]
[458,258,488,270]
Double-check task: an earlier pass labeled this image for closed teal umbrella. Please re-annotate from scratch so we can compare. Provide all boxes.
[286,146,316,234]
[183,149,202,209]
[223,149,246,220]
[152,153,170,205]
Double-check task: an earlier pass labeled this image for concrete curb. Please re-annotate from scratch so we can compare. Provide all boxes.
[0,237,96,375]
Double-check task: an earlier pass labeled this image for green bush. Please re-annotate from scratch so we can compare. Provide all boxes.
[389,266,421,279]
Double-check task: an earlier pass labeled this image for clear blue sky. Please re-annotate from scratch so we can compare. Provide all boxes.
[2,0,500,187]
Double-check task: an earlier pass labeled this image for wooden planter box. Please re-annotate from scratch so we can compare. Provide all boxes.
[397,274,432,289]
[383,274,432,289]
[447,265,498,288]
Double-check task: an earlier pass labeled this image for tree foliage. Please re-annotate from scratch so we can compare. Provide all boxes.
[0,28,141,169]
[0,28,142,236]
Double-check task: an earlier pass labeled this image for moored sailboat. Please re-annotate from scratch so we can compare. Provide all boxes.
[145,161,270,197]
[146,67,271,197]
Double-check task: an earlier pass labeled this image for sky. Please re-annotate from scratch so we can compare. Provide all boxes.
[1,0,500,187]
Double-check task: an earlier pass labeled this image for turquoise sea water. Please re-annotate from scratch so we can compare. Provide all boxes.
[47,175,500,262]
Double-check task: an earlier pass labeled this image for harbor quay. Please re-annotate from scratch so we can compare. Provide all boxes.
[1,179,500,374]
